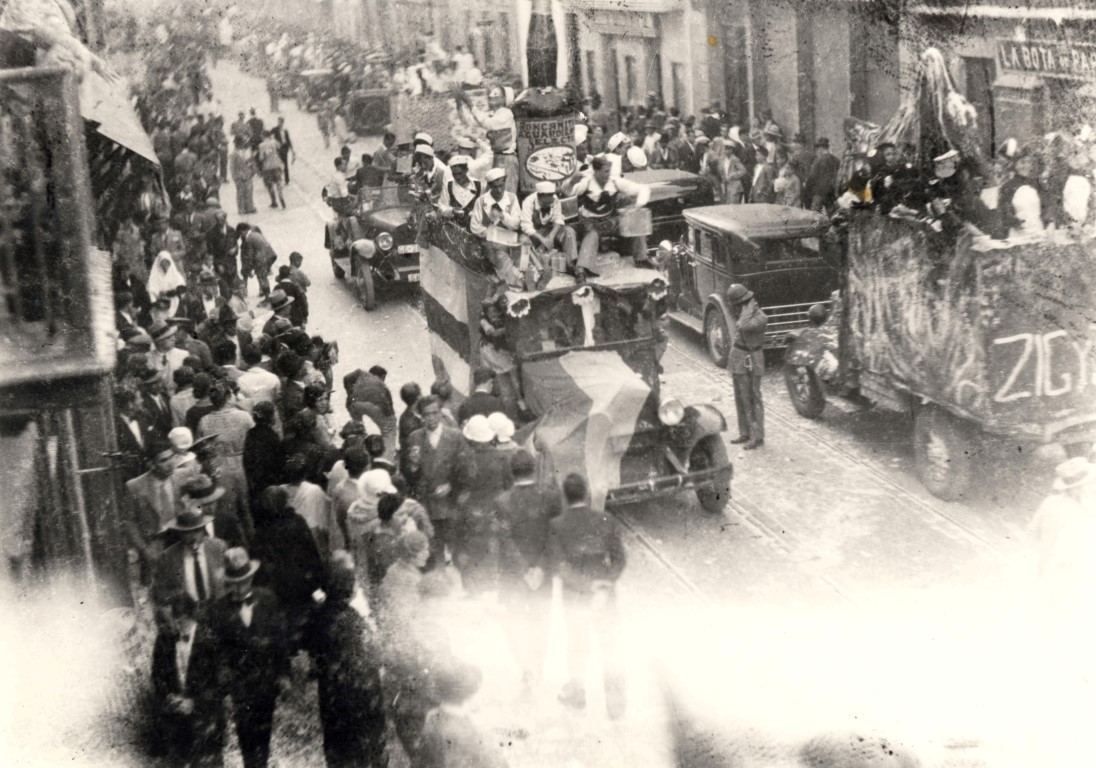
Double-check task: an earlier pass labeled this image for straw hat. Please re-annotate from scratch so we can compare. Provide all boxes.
[463,414,495,443]
[223,547,260,582]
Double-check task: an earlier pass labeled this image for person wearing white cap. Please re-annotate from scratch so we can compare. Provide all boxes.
[413,132,434,148]
[457,135,492,182]
[410,143,446,205]
[604,132,630,178]
[168,426,202,480]
[520,181,577,288]
[486,412,518,457]
[562,155,651,281]
[470,167,525,289]
[438,155,482,226]
[456,85,518,194]
[458,413,513,595]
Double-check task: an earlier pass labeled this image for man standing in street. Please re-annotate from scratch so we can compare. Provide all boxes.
[496,451,559,691]
[726,283,767,450]
[206,547,290,768]
[257,131,286,209]
[206,209,239,292]
[237,223,278,298]
[271,116,294,186]
[549,472,627,719]
[125,439,185,579]
[402,395,471,571]
[805,137,840,213]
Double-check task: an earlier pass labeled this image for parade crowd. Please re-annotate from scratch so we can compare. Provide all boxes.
[104,20,631,768]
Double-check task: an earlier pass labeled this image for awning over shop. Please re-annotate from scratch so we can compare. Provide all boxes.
[79,70,159,166]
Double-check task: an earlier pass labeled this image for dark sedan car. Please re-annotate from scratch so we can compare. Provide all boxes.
[666,204,840,366]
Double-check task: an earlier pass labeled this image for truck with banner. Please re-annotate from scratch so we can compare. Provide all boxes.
[420,218,733,514]
[781,49,1096,500]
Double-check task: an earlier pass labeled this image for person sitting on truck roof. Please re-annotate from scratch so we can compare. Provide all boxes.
[438,155,481,227]
[470,167,525,290]
[562,155,651,283]
[521,181,576,291]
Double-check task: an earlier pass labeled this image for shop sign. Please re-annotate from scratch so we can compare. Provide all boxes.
[517,114,576,190]
[997,39,1096,80]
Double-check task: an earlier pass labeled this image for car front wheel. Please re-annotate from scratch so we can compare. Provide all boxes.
[704,307,730,367]
[355,262,376,310]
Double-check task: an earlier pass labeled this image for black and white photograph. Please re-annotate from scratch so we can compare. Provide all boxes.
[2,0,1096,765]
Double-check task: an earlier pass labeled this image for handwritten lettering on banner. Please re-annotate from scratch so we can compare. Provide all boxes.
[991,327,1096,404]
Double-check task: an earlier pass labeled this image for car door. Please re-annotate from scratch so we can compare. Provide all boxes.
[672,226,702,315]
[694,227,720,302]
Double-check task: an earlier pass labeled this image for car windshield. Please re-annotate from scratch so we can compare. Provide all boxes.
[512,289,656,357]
[357,178,417,209]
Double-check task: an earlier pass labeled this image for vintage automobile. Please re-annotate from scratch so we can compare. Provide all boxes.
[419,217,734,514]
[347,88,394,136]
[666,204,840,366]
[325,179,421,310]
[295,68,336,112]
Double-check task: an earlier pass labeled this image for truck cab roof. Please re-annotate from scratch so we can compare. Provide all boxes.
[683,204,831,240]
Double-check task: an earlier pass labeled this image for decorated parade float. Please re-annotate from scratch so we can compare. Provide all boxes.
[784,49,1096,501]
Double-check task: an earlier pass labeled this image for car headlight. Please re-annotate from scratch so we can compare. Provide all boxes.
[375,232,394,252]
[658,398,685,426]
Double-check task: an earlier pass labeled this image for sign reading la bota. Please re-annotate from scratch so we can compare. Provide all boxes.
[997,39,1096,81]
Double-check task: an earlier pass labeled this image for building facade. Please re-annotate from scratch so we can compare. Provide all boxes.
[901,2,1096,158]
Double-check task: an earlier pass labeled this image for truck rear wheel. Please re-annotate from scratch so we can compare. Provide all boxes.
[704,307,730,367]
[783,363,826,419]
[913,405,975,502]
[691,436,732,514]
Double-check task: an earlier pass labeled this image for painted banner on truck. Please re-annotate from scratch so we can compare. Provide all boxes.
[847,212,1096,438]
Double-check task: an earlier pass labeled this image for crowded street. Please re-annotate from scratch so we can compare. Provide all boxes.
[4,1,1096,768]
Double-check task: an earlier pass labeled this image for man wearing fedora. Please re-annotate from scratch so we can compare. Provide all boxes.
[206,209,239,294]
[1031,457,1096,597]
[261,289,295,338]
[180,473,249,549]
[805,137,840,213]
[205,547,290,768]
[726,283,768,450]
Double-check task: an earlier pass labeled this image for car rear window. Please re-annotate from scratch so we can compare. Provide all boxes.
[758,237,821,264]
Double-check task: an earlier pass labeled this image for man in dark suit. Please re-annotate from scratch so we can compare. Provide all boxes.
[149,504,229,761]
[346,365,396,458]
[115,388,153,481]
[496,450,559,690]
[206,547,290,768]
[206,210,239,293]
[140,367,176,439]
[397,382,424,459]
[549,472,627,719]
[456,367,503,426]
[402,395,472,570]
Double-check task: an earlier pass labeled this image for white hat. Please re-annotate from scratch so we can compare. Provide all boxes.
[486,412,515,443]
[575,123,589,145]
[414,132,434,146]
[415,144,435,157]
[627,146,648,169]
[607,132,628,152]
[658,240,673,252]
[449,154,471,167]
[484,167,506,182]
[168,427,194,452]
[463,414,495,443]
[535,181,556,194]
[934,149,960,163]
[457,136,477,150]
[357,468,397,499]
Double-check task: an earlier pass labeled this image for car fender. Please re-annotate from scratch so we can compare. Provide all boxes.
[704,293,736,337]
[686,403,727,440]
